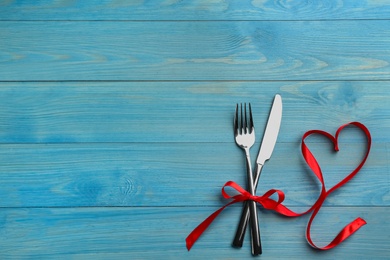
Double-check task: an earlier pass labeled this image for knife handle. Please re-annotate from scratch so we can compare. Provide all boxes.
[248,199,261,255]
[232,164,263,250]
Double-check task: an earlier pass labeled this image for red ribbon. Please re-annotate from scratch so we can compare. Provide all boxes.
[186,122,371,251]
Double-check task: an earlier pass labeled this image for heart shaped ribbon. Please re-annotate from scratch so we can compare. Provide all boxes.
[300,121,371,249]
[186,122,371,251]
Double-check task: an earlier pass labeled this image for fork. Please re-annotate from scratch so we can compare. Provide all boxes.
[234,103,262,255]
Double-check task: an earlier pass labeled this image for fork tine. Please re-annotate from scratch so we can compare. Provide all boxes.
[249,103,254,133]
[244,103,248,134]
[240,103,244,134]
[234,104,239,135]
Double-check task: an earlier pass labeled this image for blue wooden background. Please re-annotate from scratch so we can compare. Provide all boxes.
[0,1,389,259]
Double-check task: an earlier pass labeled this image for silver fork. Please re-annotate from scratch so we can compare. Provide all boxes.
[234,103,262,255]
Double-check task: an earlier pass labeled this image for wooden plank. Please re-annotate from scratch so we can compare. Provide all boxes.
[0,207,387,259]
[1,0,390,21]
[0,81,388,143]
[0,142,386,207]
[1,21,390,81]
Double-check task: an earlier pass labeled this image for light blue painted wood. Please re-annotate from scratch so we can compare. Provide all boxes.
[1,0,390,21]
[0,81,388,143]
[0,21,390,80]
[0,207,388,259]
[0,1,388,259]
[0,142,386,207]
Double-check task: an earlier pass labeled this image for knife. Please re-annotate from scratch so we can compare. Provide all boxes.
[232,94,283,248]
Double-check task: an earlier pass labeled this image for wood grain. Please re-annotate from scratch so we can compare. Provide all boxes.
[1,21,389,81]
[0,81,388,143]
[0,142,386,207]
[0,207,388,259]
[0,1,389,259]
[1,0,390,21]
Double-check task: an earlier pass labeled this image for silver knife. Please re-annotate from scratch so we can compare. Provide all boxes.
[253,94,282,188]
[232,94,283,248]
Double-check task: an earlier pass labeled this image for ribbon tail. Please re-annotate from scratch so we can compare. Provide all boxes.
[317,218,366,250]
[186,200,238,251]
[323,217,367,250]
[306,206,367,250]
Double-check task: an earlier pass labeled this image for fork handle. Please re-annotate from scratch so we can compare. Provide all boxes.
[232,201,250,247]
[233,164,263,249]
[244,150,262,255]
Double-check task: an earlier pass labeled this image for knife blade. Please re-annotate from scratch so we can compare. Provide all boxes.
[253,94,282,186]
[232,94,283,248]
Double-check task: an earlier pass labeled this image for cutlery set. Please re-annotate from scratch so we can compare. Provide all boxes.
[186,94,371,256]
[233,95,282,255]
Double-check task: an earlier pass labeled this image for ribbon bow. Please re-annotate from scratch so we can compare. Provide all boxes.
[186,122,371,251]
